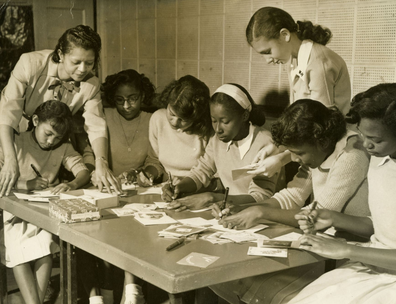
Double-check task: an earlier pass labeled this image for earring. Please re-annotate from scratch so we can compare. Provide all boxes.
[59,59,63,63]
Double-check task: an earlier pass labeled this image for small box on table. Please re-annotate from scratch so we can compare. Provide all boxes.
[59,189,119,209]
[49,198,100,223]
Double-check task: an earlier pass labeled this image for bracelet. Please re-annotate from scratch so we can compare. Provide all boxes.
[95,157,108,163]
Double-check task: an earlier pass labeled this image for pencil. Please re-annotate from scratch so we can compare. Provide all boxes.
[31,164,42,178]
[219,187,229,219]
[166,237,185,251]
[308,201,318,224]
[168,171,174,193]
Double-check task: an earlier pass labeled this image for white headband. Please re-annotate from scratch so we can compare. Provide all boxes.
[214,84,252,112]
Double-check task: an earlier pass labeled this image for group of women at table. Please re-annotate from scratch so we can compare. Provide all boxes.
[1,5,396,304]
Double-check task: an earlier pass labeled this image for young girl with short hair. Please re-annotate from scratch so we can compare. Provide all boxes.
[162,83,279,211]
[290,83,396,304]
[246,6,352,177]
[1,100,90,304]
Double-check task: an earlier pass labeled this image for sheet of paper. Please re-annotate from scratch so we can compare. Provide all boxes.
[31,189,59,197]
[247,247,288,258]
[137,186,163,195]
[177,252,219,268]
[13,192,34,200]
[154,202,169,209]
[189,207,211,213]
[271,232,302,241]
[134,211,178,226]
[177,217,213,227]
[231,164,258,181]
[220,231,257,243]
[112,203,156,217]
[205,219,268,233]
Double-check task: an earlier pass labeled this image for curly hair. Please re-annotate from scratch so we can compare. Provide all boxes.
[211,83,266,127]
[346,83,396,137]
[159,75,213,140]
[52,25,102,70]
[271,99,346,149]
[246,7,332,46]
[27,100,73,140]
[102,69,156,108]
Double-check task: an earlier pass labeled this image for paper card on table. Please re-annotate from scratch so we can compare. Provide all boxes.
[220,231,257,243]
[28,197,50,203]
[177,252,219,268]
[159,224,207,237]
[112,203,157,217]
[206,219,268,233]
[247,247,288,258]
[272,232,302,241]
[189,207,211,213]
[323,226,337,236]
[137,186,163,195]
[231,164,258,181]
[13,192,35,200]
[154,202,169,209]
[177,217,212,227]
[257,239,301,248]
[201,232,233,244]
[134,211,178,226]
[31,189,59,197]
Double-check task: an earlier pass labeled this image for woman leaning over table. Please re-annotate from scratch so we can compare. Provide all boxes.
[0,24,121,196]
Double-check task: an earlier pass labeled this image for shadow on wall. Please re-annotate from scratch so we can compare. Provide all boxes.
[257,89,289,119]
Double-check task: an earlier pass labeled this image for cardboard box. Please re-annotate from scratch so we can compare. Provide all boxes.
[60,189,119,209]
[49,198,100,223]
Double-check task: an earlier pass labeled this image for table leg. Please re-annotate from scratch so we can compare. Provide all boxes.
[0,210,7,304]
[168,293,183,304]
[60,240,77,304]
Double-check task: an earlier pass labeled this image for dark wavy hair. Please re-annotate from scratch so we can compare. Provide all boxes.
[27,100,73,141]
[52,25,102,70]
[211,83,266,127]
[346,83,396,137]
[159,75,213,140]
[102,69,156,109]
[246,7,332,46]
[271,99,346,149]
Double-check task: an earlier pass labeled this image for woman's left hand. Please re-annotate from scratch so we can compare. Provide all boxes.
[51,183,73,195]
[298,234,349,259]
[94,159,122,193]
[167,192,214,212]
[218,205,262,230]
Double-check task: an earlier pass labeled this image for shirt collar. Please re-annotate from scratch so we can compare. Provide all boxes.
[378,156,393,167]
[290,39,313,81]
[226,123,254,159]
[320,129,356,169]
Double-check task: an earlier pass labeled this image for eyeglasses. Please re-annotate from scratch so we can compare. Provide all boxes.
[114,94,141,105]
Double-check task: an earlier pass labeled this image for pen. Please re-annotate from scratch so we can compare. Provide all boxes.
[219,187,229,219]
[168,171,174,193]
[308,201,318,224]
[166,237,185,251]
[31,164,42,178]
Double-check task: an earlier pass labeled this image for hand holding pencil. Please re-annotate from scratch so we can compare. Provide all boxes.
[161,172,179,202]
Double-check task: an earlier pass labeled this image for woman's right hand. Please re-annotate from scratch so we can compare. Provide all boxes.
[0,157,19,197]
[27,177,49,191]
[161,183,180,202]
[295,209,334,234]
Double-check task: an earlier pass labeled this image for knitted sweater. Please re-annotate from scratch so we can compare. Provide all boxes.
[273,130,370,216]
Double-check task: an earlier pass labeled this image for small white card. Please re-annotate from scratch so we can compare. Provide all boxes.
[247,247,288,258]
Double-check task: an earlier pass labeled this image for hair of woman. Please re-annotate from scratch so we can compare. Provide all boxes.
[346,83,396,137]
[271,99,346,149]
[27,100,73,139]
[159,75,213,140]
[211,83,266,127]
[52,24,102,70]
[246,7,332,46]
[102,69,156,109]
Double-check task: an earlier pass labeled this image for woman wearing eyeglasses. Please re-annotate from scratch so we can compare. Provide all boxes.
[98,69,156,183]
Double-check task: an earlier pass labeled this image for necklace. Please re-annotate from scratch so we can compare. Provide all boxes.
[118,111,141,152]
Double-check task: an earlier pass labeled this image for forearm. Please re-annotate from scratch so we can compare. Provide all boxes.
[331,212,374,238]
[0,125,16,160]
[258,207,300,227]
[177,177,198,194]
[90,137,108,160]
[67,170,90,190]
[227,194,257,205]
[278,150,292,166]
[345,246,396,271]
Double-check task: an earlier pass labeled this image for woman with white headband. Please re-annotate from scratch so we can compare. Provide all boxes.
[162,83,280,211]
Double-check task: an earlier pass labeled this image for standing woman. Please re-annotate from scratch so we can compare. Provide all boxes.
[0,24,121,196]
[246,6,352,177]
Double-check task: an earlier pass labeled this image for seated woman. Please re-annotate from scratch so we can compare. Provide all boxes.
[140,75,213,185]
[291,83,396,304]
[209,99,371,304]
[162,83,280,211]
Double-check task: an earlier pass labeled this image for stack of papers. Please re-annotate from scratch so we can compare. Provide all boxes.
[14,190,59,202]
[112,203,156,217]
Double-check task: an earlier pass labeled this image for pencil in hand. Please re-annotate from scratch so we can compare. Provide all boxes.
[31,164,42,178]
[219,187,229,219]
[168,171,175,198]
